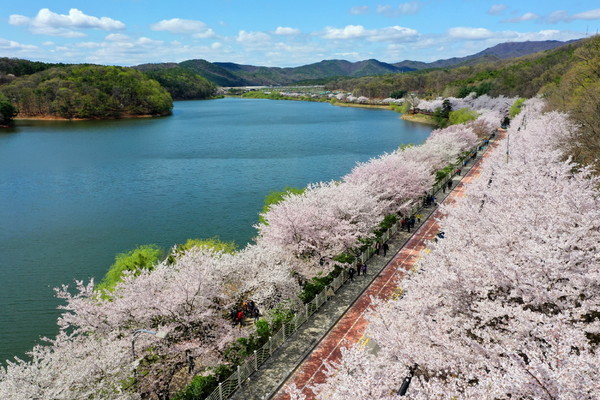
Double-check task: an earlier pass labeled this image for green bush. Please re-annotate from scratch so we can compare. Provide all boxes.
[332,252,356,265]
[172,374,218,400]
[167,237,237,264]
[509,97,527,118]
[373,214,398,237]
[299,270,337,304]
[390,89,407,99]
[435,165,455,182]
[448,108,478,125]
[96,244,163,293]
[0,93,18,125]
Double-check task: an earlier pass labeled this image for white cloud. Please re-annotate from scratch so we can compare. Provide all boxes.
[137,37,163,46]
[448,27,493,40]
[0,38,38,50]
[335,51,361,60]
[502,12,539,23]
[151,18,215,38]
[274,26,300,36]
[211,42,222,49]
[487,4,507,16]
[321,24,418,42]
[9,8,125,37]
[237,30,271,44]
[76,42,103,49]
[573,8,600,20]
[377,2,420,17]
[368,26,419,42]
[350,6,369,15]
[549,8,600,23]
[105,33,130,41]
[322,25,368,40]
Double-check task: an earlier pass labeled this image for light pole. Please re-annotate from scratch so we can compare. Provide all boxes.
[398,364,417,396]
[131,329,168,359]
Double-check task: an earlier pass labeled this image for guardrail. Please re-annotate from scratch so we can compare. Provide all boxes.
[202,133,494,400]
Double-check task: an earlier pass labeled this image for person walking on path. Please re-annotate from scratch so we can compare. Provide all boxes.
[348,266,355,281]
[375,241,382,255]
[356,262,361,277]
[253,307,260,323]
[185,350,195,374]
[383,242,389,257]
[361,263,367,276]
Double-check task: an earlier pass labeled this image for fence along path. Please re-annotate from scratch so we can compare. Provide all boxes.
[203,134,496,400]
[273,130,506,400]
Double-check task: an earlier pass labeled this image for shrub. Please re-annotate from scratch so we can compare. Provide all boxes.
[96,244,163,292]
[0,93,17,125]
[509,97,527,118]
[449,108,478,125]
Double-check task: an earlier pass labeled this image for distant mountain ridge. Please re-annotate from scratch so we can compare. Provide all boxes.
[392,39,578,70]
[132,40,576,86]
[135,39,578,87]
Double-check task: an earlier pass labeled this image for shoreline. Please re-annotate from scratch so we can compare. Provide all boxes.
[14,113,169,122]
[330,102,392,110]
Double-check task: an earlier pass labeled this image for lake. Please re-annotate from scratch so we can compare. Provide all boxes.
[0,97,432,364]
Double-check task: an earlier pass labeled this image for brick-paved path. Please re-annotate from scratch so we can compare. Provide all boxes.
[230,131,505,400]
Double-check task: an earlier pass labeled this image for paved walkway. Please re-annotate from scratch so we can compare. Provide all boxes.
[230,132,503,400]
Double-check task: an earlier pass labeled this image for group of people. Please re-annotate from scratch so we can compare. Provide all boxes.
[400,215,417,232]
[374,240,389,257]
[230,299,260,327]
[348,262,368,281]
[423,193,437,207]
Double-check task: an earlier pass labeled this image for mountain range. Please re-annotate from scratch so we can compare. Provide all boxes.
[134,40,576,87]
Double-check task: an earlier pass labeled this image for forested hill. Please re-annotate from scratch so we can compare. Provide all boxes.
[0,65,173,119]
[133,39,575,87]
[392,39,577,70]
[327,38,584,99]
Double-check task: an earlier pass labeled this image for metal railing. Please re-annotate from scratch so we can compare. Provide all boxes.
[202,135,493,400]
[204,267,349,400]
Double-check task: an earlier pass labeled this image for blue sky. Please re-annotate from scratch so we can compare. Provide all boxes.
[1,1,598,67]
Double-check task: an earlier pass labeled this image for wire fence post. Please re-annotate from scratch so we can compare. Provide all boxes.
[254,350,258,371]
[237,366,241,388]
[218,382,223,400]
[268,336,272,355]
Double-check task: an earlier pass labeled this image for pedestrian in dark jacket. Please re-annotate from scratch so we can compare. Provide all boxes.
[362,263,367,275]
[383,242,389,256]
[375,241,382,255]
[348,266,355,281]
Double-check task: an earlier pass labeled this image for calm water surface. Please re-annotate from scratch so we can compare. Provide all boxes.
[0,98,431,363]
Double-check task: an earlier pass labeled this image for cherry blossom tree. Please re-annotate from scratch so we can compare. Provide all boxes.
[1,97,496,398]
[344,152,433,215]
[256,180,388,271]
[313,99,600,399]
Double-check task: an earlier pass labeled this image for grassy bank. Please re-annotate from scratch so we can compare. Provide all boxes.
[400,113,438,125]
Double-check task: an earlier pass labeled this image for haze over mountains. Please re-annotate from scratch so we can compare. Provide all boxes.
[134,40,576,87]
